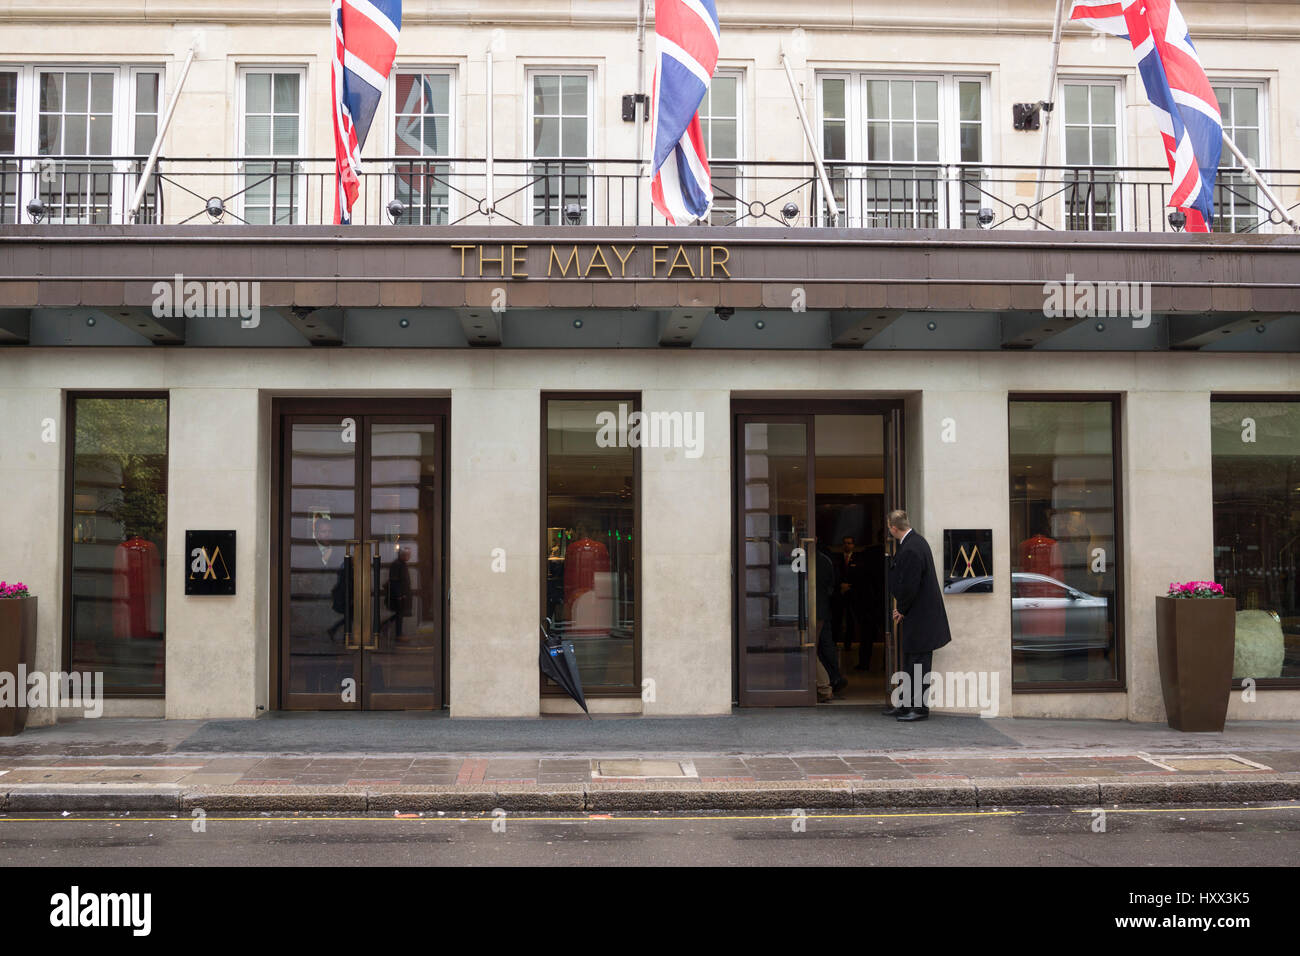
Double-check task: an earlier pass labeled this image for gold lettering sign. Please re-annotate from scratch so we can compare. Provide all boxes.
[455,244,732,280]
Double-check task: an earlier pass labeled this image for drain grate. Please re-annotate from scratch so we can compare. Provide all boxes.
[592,759,695,779]
[1142,754,1271,773]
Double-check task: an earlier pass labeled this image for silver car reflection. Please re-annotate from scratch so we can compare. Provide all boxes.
[944,573,1110,653]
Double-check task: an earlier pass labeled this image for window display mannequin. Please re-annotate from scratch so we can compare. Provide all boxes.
[563,523,612,636]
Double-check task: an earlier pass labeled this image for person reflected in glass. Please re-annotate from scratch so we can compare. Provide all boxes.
[385,545,413,643]
[833,536,869,669]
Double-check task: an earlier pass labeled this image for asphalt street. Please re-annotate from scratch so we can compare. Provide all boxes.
[2,804,1297,866]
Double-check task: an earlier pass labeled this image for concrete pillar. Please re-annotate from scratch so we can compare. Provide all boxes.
[165,387,263,718]
[447,385,540,717]
[640,388,732,715]
[0,385,65,727]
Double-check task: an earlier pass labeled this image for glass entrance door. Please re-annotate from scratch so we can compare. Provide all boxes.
[278,403,445,710]
[736,416,817,706]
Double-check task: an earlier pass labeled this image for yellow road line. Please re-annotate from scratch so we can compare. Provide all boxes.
[0,809,1022,824]
[1070,804,1300,815]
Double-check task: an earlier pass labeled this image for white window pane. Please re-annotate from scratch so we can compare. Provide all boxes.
[41,73,64,112]
[710,75,738,117]
[272,115,299,155]
[917,123,939,161]
[534,116,559,155]
[561,117,587,156]
[823,120,845,161]
[66,73,89,113]
[959,81,981,122]
[1236,129,1259,163]
[0,73,15,113]
[1091,86,1115,125]
[867,121,889,159]
[960,123,981,163]
[65,117,87,154]
[1063,85,1088,123]
[561,75,587,116]
[1235,88,1258,127]
[1092,127,1116,164]
[247,74,271,114]
[891,124,914,161]
[273,74,299,114]
[1065,126,1089,165]
[867,81,888,119]
[710,118,737,159]
[245,114,271,154]
[39,115,60,153]
[136,73,160,114]
[89,114,112,154]
[395,74,421,113]
[134,115,157,154]
[534,75,559,115]
[424,116,448,155]
[91,73,113,112]
[891,81,913,119]
[916,81,939,121]
[426,74,450,116]
[823,78,845,120]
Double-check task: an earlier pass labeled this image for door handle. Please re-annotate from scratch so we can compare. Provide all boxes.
[343,541,360,650]
[364,540,380,650]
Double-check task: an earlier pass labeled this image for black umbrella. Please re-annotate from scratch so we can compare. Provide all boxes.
[539,621,591,718]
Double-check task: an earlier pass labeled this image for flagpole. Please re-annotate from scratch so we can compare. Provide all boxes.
[636,0,649,176]
[779,51,840,226]
[128,46,196,223]
[485,42,495,221]
[1032,0,1066,229]
[1221,132,1299,233]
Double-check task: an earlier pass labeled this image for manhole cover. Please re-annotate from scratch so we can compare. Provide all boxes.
[1144,755,1270,772]
[594,760,691,778]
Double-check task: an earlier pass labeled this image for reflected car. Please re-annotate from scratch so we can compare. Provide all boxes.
[944,573,1110,652]
[1010,572,1109,653]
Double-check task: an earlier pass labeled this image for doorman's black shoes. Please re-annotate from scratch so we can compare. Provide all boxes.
[880,705,908,717]
[896,708,930,722]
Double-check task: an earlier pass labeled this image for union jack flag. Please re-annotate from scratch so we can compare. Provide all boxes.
[650,0,721,225]
[1070,0,1222,232]
[332,0,402,225]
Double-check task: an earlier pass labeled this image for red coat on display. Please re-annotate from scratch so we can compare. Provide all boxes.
[114,537,163,640]
[563,536,611,636]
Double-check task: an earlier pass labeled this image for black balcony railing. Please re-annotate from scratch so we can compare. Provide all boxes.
[2,155,1296,233]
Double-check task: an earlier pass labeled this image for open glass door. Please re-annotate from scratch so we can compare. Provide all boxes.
[736,416,817,706]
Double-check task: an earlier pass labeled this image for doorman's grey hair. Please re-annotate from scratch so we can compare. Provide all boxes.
[887,509,911,531]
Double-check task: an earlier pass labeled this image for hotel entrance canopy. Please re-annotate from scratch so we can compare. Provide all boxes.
[2,224,1298,351]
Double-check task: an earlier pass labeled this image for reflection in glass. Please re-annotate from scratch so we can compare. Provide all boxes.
[68,397,168,693]
[1212,402,1300,680]
[544,399,636,692]
[741,422,812,694]
[287,423,357,697]
[367,423,440,706]
[1009,401,1119,685]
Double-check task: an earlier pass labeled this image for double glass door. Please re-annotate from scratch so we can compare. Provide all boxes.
[278,401,446,710]
[735,407,904,706]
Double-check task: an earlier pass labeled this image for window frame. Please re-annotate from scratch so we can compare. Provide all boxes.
[525,66,597,226]
[1057,76,1127,231]
[62,391,171,699]
[816,71,991,229]
[1210,79,1269,234]
[1210,393,1300,691]
[539,391,642,700]
[236,65,308,225]
[697,66,745,225]
[1007,393,1127,694]
[386,66,458,225]
[0,64,163,224]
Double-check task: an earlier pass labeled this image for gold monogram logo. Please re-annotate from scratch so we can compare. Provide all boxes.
[951,543,989,579]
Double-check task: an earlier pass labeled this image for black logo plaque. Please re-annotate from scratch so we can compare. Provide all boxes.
[185,530,236,595]
[943,529,993,592]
